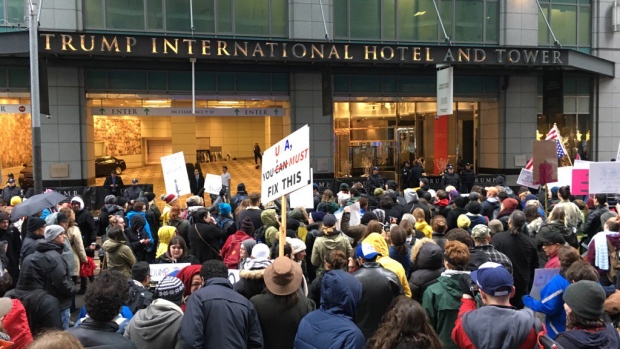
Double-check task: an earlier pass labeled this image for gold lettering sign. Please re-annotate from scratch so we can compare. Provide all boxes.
[101,36,120,52]
[164,38,178,54]
[218,41,230,56]
[183,39,196,55]
[80,35,95,52]
[234,42,248,57]
[61,34,77,51]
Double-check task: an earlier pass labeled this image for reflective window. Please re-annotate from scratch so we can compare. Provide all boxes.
[335,0,498,44]
[83,0,287,37]
[1,0,25,25]
[539,0,590,49]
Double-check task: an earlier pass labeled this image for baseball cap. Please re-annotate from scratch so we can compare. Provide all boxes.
[471,225,491,240]
[471,262,513,297]
[7,179,14,184]
[132,178,139,183]
[355,242,379,260]
[312,183,319,191]
[542,231,566,245]
[446,164,453,169]
[372,166,379,171]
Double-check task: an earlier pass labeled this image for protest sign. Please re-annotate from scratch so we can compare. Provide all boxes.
[228,269,240,285]
[149,263,191,282]
[547,166,573,188]
[572,169,589,195]
[574,159,591,169]
[589,161,620,194]
[530,268,560,301]
[261,125,311,204]
[348,202,361,226]
[516,169,538,189]
[204,173,222,195]
[161,152,191,196]
[532,140,558,185]
[290,169,314,209]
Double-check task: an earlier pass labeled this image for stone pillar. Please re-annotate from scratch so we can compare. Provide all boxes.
[290,0,333,40]
[170,116,196,163]
[502,76,538,170]
[501,0,538,46]
[479,101,501,171]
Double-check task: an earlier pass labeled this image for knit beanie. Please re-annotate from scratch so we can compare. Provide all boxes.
[104,195,117,204]
[44,225,65,242]
[360,212,377,225]
[155,276,185,307]
[310,211,325,222]
[27,217,46,232]
[10,196,21,206]
[323,214,337,228]
[563,280,606,320]
[241,239,257,256]
[240,217,255,236]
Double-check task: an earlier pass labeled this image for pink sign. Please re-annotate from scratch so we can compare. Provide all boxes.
[572,169,589,195]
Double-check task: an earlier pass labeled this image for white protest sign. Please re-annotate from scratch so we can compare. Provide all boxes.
[530,268,560,301]
[516,169,538,189]
[204,173,222,195]
[160,152,191,196]
[349,202,361,226]
[290,168,314,209]
[547,166,573,188]
[228,269,240,285]
[589,161,620,194]
[261,125,311,204]
[574,160,591,169]
[149,263,191,282]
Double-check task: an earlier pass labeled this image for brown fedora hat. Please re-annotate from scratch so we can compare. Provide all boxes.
[264,256,303,296]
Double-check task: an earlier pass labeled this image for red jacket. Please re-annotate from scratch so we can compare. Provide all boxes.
[220,232,253,269]
[545,251,560,269]
[3,299,33,349]
[452,298,539,349]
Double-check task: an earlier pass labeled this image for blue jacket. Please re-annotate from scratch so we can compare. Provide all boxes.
[294,270,365,349]
[522,274,570,338]
[180,277,263,349]
[126,211,154,252]
[389,245,412,275]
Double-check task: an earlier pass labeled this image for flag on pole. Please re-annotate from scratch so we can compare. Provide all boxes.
[525,124,568,170]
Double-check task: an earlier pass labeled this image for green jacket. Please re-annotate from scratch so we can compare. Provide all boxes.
[422,272,469,349]
[311,230,352,276]
[102,239,137,278]
[261,209,281,247]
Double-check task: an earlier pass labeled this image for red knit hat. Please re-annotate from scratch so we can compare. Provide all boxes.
[163,193,178,204]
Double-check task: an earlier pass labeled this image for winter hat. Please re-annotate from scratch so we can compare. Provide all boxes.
[323,214,337,228]
[130,214,146,232]
[10,196,21,206]
[339,183,349,191]
[0,212,9,223]
[586,198,595,209]
[104,195,117,204]
[286,219,300,233]
[373,188,384,196]
[155,276,185,306]
[386,180,398,191]
[116,197,128,207]
[550,186,559,197]
[372,209,385,224]
[495,176,506,186]
[251,243,270,260]
[27,217,46,232]
[241,239,257,256]
[420,178,430,188]
[143,192,156,202]
[240,217,255,236]
[162,193,179,205]
[218,203,232,216]
[502,198,519,211]
[264,257,303,296]
[467,201,482,215]
[454,196,467,208]
[563,280,606,320]
[313,183,319,191]
[449,190,460,201]
[286,237,306,255]
[457,215,471,229]
[488,219,504,234]
[70,196,84,210]
[310,211,325,222]
[524,194,538,203]
[472,225,491,241]
[361,212,377,225]
[175,265,202,297]
[56,212,68,224]
[542,231,566,245]
[44,225,65,242]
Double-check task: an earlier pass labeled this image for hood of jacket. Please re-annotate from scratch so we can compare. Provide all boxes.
[239,268,265,280]
[289,207,306,222]
[71,196,84,210]
[102,239,124,253]
[261,209,278,227]
[129,299,183,341]
[103,204,124,216]
[542,221,572,236]
[175,265,202,297]
[319,233,347,250]
[405,188,419,203]
[560,324,619,349]
[35,240,63,253]
[411,238,443,270]
[320,269,362,319]
[156,226,177,257]
[437,272,469,299]
[363,233,389,258]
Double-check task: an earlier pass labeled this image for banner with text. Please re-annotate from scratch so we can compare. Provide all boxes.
[589,162,620,194]
[572,169,589,195]
[261,125,310,204]
[161,152,191,196]
[92,107,285,117]
[204,174,222,195]
[149,263,191,282]
[516,169,538,189]
[437,65,453,115]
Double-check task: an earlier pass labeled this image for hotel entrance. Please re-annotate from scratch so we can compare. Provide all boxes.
[333,101,479,180]
[88,96,289,169]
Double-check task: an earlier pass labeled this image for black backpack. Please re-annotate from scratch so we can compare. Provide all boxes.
[254,225,271,244]
[126,282,153,314]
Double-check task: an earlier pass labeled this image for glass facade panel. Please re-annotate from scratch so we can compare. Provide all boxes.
[108,70,147,90]
[412,0,439,41]
[147,0,163,30]
[551,5,577,46]
[216,0,233,32]
[271,0,288,36]
[6,0,23,23]
[382,1,396,40]
[106,0,144,30]
[350,0,381,39]
[539,0,590,48]
[579,6,591,46]
[485,1,498,42]
[84,0,104,28]
[455,0,483,42]
[148,71,167,90]
[235,0,269,35]
[334,0,348,37]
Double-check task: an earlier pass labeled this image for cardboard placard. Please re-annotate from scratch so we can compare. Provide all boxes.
[516,169,538,189]
[532,140,558,185]
[530,268,560,301]
[204,173,222,195]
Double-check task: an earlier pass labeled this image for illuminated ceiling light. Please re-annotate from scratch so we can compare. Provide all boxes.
[218,101,239,104]
[413,11,426,16]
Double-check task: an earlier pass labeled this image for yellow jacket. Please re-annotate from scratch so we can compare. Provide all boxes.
[415,221,433,238]
[156,226,177,258]
[363,233,412,298]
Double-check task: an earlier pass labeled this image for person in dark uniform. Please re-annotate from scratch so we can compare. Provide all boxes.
[103,171,124,196]
[366,167,384,196]
[409,160,426,189]
[401,161,411,190]
[254,143,262,164]
[440,164,460,190]
[460,163,476,193]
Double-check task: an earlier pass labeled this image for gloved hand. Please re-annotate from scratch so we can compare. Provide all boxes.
[459,274,477,298]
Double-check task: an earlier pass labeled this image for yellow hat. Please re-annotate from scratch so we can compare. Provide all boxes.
[457,214,471,229]
[10,196,21,206]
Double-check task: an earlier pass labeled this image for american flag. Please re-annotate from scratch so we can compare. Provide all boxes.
[524,124,567,170]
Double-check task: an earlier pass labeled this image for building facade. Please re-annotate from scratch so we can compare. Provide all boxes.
[0,0,616,187]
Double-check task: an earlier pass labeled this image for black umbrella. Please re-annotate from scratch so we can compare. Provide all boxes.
[10,191,68,222]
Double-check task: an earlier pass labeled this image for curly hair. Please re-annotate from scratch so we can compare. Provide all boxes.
[431,216,447,234]
[85,270,128,322]
[565,260,598,282]
[367,296,442,349]
[558,246,580,272]
[200,260,229,281]
[325,250,348,271]
[444,240,470,270]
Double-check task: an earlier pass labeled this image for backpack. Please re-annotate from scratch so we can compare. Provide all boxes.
[608,239,620,284]
[126,282,153,314]
[217,217,234,232]
[533,317,564,349]
[223,235,249,269]
[254,225,270,243]
[233,195,247,209]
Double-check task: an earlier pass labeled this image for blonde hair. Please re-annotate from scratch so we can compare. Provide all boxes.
[413,208,425,222]
[29,331,84,349]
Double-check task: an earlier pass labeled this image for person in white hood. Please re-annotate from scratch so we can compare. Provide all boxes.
[124,276,185,349]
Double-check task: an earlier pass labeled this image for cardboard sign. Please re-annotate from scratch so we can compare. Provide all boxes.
[589,162,620,194]
[532,140,558,185]
[204,173,222,195]
[572,169,590,195]
[160,152,191,196]
[516,169,538,189]
[530,268,560,301]
[149,263,191,282]
[261,125,311,204]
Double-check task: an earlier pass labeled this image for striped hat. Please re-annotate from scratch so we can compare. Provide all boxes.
[155,276,185,302]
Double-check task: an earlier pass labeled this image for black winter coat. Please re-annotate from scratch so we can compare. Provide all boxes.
[251,292,316,349]
[124,227,149,262]
[75,209,97,247]
[188,221,226,263]
[234,268,267,300]
[180,277,263,349]
[20,232,43,267]
[353,263,402,339]
[409,240,445,302]
[98,204,124,237]
[68,318,137,349]
[13,288,62,334]
[446,207,468,230]
[583,205,610,239]
[236,209,263,231]
[17,240,76,311]
[0,225,21,282]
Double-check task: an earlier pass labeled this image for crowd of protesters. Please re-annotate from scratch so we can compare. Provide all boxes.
[0,164,620,348]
